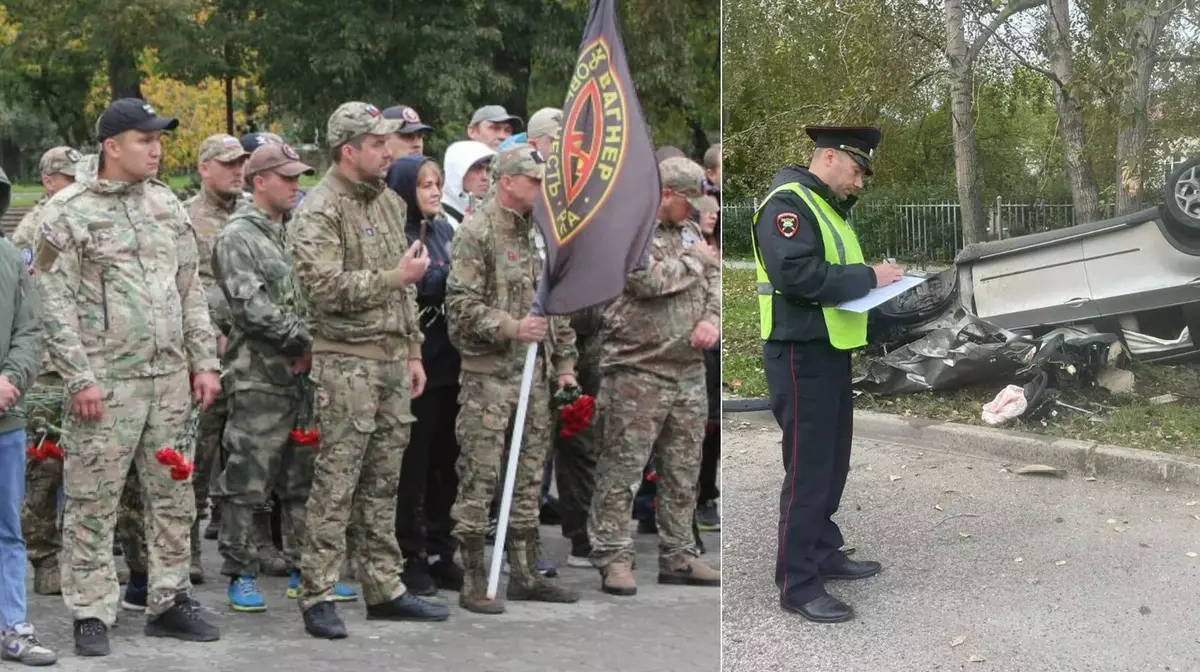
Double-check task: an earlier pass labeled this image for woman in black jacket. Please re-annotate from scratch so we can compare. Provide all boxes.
[386,155,465,595]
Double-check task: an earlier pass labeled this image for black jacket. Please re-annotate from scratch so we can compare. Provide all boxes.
[387,157,463,390]
[754,165,876,344]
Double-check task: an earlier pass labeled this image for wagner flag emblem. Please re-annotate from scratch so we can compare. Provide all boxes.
[533,0,660,316]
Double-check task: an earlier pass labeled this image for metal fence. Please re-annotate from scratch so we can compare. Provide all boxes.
[723,197,1117,263]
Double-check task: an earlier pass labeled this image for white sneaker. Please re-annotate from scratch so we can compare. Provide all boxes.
[566,554,593,568]
[2,622,57,666]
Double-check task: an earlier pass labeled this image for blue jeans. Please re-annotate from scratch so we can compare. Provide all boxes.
[0,427,27,628]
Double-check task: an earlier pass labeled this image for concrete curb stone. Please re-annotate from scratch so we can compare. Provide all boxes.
[725,407,1200,487]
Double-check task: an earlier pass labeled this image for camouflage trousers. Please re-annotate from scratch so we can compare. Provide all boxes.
[193,394,226,528]
[22,376,65,567]
[452,368,552,539]
[61,373,197,624]
[215,388,313,577]
[297,354,413,611]
[589,369,706,566]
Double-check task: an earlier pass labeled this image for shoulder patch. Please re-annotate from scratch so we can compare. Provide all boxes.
[776,212,799,238]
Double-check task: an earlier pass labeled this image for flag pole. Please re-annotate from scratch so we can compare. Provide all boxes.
[486,264,551,600]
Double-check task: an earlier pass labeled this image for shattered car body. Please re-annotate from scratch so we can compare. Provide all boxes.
[859,157,1200,395]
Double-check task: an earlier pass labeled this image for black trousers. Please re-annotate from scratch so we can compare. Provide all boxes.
[764,339,854,605]
[697,347,721,503]
[395,384,462,560]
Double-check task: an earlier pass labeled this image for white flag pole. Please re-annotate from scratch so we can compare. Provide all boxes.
[486,341,540,599]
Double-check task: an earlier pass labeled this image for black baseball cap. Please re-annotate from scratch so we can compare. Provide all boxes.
[239,132,284,153]
[382,105,434,135]
[96,98,179,142]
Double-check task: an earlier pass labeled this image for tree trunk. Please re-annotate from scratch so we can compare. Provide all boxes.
[1047,0,1100,223]
[107,48,142,101]
[944,0,988,244]
[1115,0,1172,215]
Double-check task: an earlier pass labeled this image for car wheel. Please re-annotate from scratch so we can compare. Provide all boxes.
[1164,157,1200,231]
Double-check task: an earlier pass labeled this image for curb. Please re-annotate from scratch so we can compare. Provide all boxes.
[725,406,1200,487]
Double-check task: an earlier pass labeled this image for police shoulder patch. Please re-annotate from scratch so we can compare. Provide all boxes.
[776,212,799,238]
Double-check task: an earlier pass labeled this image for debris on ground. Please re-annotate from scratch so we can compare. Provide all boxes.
[1014,464,1065,477]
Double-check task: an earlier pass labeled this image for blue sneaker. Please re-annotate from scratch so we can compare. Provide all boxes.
[286,570,357,602]
[121,572,148,611]
[228,576,267,612]
[330,582,359,603]
[286,570,300,599]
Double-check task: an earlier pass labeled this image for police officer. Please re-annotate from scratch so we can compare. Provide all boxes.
[752,125,904,623]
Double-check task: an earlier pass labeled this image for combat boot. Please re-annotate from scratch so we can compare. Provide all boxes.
[505,529,578,604]
[204,501,220,540]
[32,560,61,596]
[457,535,505,614]
[658,554,720,587]
[189,519,205,585]
[599,556,637,596]
[254,509,290,577]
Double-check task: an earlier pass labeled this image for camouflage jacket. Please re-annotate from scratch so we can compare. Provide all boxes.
[446,196,577,379]
[290,166,423,361]
[11,197,59,383]
[212,202,310,397]
[184,186,240,336]
[33,178,220,394]
[600,219,720,380]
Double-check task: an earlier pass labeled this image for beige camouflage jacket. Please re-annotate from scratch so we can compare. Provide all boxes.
[10,197,58,383]
[289,166,423,361]
[600,219,720,380]
[184,186,240,336]
[445,196,577,379]
[34,178,220,394]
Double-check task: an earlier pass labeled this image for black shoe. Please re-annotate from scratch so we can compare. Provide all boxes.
[112,542,123,557]
[782,594,854,623]
[636,518,657,535]
[303,601,347,639]
[365,592,450,622]
[696,499,720,531]
[203,521,219,541]
[401,558,437,597]
[820,558,882,581]
[538,497,562,525]
[429,558,464,592]
[73,618,110,657]
[121,573,148,611]
[144,592,220,642]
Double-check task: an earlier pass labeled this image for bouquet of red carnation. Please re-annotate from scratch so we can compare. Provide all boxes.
[553,385,596,440]
[290,373,320,449]
[26,437,64,463]
[155,447,194,481]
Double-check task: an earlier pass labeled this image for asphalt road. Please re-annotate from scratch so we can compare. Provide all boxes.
[25,524,720,671]
[722,416,1200,672]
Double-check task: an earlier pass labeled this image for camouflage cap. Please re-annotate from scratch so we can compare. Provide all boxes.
[327,102,402,148]
[39,146,82,177]
[493,143,545,180]
[660,157,718,213]
[198,134,249,164]
[527,107,562,140]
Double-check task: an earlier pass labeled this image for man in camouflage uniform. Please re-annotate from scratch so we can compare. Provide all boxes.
[182,133,247,585]
[34,98,223,656]
[445,144,580,614]
[212,142,353,612]
[290,101,450,639]
[12,146,79,596]
[588,157,722,595]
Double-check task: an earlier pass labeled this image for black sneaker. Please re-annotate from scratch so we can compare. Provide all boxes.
[429,558,464,592]
[121,572,148,611]
[303,601,347,639]
[73,618,109,657]
[401,557,437,597]
[637,517,658,535]
[144,593,220,642]
[365,593,450,622]
[696,499,721,531]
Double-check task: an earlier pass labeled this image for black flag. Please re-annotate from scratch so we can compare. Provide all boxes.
[532,0,660,316]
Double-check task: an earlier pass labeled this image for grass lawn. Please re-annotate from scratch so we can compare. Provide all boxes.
[722,267,1200,457]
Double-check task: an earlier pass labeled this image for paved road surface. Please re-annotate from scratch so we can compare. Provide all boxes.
[27,525,719,671]
[722,416,1200,672]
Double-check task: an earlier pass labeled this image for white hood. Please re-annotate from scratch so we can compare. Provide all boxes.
[442,140,495,225]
